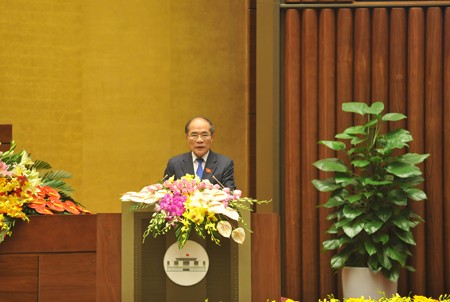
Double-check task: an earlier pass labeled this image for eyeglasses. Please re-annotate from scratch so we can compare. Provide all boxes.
[188,133,211,140]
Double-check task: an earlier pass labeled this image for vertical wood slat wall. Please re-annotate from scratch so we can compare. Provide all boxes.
[283,5,450,301]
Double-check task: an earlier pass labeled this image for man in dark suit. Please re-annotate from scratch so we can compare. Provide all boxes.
[163,116,236,189]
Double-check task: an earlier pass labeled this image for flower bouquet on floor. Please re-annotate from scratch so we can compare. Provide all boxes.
[319,294,450,302]
[121,174,270,248]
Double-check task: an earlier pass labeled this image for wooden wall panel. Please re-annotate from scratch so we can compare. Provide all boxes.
[39,253,96,302]
[0,125,12,152]
[282,5,450,301]
[353,9,371,125]
[318,8,337,299]
[251,213,281,302]
[300,8,319,301]
[389,9,407,117]
[0,255,38,302]
[407,7,426,295]
[336,9,354,138]
[444,7,450,293]
[284,8,302,299]
[424,7,445,297]
[371,9,389,103]
[96,214,121,302]
[389,8,409,293]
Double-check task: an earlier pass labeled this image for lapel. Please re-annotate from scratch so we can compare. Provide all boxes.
[181,152,195,176]
[203,151,217,181]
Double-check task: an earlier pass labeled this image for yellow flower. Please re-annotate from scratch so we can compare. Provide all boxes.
[207,212,218,222]
[413,296,438,302]
[184,207,205,224]
[345,297,374,302]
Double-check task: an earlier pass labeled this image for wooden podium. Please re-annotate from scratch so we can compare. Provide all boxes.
[0,214,121,302]
[122,201,252,302]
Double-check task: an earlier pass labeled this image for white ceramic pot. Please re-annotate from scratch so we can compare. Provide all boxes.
[342,267,398,299]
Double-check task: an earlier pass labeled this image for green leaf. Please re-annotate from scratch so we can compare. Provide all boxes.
[313,158,349,172]
[331,253,348,270]
[343,125,366,135]
[382,128,413,150]
[342,220,364,238]
[364,240,377,256]
[335,132,354,140]
[312,179,341,192]
[392,216,411,232]
[343,205,365,219]
[373,233,389,244]
[326,223,338,233]
[377,207,393,222]
[386,162,422,178]
[382,112,407,122]
[400,153,430,164]
[404,188,427,201]
[365,102,384,115]
[346,194,362,204]
[319,140,347,151]
[347,146,365,156]
[363,220,383,234]
[335,172,354,186]
[368,255,380,271]
[323,239,340,250]
[334,218,352,230]
[32,159,52,170]
[377,249,392,269]
[352,159,370,168]
[42,170,72,180]
[394,229,416,245]
[387,190,408,206]
[364,177,393,186]
[386,269,400,282]
[342,102,368,115]
[351,136,366,145]
[385,246,407,266]
[369,156,383,165]
[397,175,425,188]
[364,118,379,128]
[323,196,345,208]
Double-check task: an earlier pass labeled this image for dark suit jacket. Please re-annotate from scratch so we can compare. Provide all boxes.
[163,150,236,189]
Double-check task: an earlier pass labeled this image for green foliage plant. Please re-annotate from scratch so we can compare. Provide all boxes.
[312,102,429,282]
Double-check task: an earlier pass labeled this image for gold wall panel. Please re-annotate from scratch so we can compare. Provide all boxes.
[0,0,249,213]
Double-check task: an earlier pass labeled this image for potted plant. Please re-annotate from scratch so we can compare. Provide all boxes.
[312,102,429,297]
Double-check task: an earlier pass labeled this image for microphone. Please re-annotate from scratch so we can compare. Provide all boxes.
[212,175,225,188]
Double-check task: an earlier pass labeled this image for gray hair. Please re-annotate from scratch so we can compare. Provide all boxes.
[184,117,215,134]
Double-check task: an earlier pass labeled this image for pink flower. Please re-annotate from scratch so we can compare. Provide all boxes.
[0,161,11,177]
[233,190,242,199]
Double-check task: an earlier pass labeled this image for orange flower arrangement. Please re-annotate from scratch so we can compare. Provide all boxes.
[26,185,90,215]
[0,141,90,244]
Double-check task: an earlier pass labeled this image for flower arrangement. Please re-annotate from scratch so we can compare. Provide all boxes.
[262,295,450,302]
[0,142,91,244]
[319,294,450,302]
[121,174,269,248]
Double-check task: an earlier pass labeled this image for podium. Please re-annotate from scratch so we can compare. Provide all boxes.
[122,202,251,302]
[0,214,121,302]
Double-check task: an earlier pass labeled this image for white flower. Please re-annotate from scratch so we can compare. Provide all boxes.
[231,227,245,244]
[217,221,232,238]
[121,187,168,204]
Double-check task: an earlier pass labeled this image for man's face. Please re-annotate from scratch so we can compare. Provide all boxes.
[186,118,213,158]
